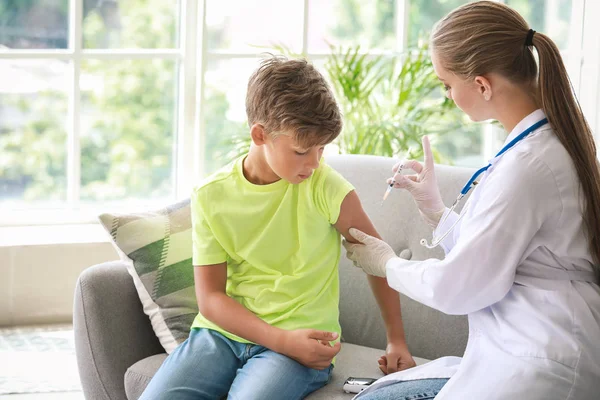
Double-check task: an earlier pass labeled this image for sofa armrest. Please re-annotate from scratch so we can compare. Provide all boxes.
[74,261,165,400]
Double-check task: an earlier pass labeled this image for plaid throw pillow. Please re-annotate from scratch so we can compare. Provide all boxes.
[98,199,197,354]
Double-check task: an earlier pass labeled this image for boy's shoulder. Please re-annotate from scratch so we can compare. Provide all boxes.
[309,159,346,188]
[192,158,240,197]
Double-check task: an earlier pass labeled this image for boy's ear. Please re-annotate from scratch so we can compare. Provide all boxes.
[250,124,268,146]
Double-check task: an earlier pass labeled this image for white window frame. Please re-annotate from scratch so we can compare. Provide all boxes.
[1,0,598,227]
[0,0,196,226]
[578,0,600,143]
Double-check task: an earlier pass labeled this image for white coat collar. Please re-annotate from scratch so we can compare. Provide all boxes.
[502,109,547,147]
[489,109,547,164]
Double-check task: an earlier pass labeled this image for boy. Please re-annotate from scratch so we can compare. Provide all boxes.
[140,56,415,400]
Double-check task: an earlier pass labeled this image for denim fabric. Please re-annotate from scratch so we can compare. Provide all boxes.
[139,328,333,400]
[359,378,449,400]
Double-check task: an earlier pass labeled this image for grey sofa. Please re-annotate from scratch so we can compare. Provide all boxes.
[74,154,474,400]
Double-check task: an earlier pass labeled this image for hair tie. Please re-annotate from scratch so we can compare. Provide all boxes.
[525,29,535,47]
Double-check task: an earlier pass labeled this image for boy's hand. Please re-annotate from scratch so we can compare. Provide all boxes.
[276,329,341,370]
[377,342,416,374]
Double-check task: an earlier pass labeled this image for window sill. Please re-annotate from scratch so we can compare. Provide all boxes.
[0,224,110,247]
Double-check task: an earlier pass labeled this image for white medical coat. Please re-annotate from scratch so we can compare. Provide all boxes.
[358,110,600,400]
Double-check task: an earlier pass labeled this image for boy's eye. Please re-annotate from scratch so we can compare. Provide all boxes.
[294,146,325,156]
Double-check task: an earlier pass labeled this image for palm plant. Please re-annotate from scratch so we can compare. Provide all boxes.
[325,43,464,161]
[219,41,467,163]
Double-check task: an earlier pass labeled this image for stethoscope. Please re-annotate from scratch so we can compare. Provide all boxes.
[420,118,549,249]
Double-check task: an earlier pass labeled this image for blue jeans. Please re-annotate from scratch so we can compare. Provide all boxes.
[139,328,333,400]
[359,378,449,400]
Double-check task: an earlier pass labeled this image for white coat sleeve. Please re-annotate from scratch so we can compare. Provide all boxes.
[433,207,461,253]
[385,152,561,315]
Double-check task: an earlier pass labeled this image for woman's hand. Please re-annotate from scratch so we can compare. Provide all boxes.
[343,228,397,277]
[275,329,341,370]
[390,136,445,228]
[378,341,417,374]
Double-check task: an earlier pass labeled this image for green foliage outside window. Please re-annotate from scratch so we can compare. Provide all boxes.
[5,0,568,206]
[0,0,177,204]
[325,44,467,161]
[219,42,474,165]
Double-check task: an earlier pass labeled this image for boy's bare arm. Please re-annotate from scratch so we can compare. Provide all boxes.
[194,263,340,369]
[194,263,277,346]
[334,190,416,373]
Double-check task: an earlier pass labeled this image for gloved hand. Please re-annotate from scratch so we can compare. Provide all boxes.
[343,228,397,277]
[389,136,445,228]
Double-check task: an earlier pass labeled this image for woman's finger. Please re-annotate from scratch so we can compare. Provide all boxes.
[422,136,434,169]
[393,175,418,191]
[388,175,418,187]
[345,251,356,261]
[343,239,364,252]
[392,161,405,174]
[400,159,424,174]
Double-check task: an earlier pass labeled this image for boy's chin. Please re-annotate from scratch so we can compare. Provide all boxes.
[286,174,311,184]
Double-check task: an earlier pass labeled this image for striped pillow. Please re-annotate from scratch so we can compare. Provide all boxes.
[98,199,197,354]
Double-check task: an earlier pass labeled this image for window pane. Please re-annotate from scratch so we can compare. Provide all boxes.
[206,0,303,53]
[0,0,68,49]
[83,0,179,49]
[309,0,396,52]
[408,0,474,47]
[410,1,573,50]
[322,46,481,166]
[506,0,572,50]
[203,58,257,173]
[80,59,177,204]
[0,60,68,206]
[434,122,485,168]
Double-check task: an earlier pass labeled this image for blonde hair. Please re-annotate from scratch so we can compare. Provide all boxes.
[245,55,342,148]
[432,1,600,280]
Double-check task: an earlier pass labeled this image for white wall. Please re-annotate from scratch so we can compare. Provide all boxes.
[0,227,118,327]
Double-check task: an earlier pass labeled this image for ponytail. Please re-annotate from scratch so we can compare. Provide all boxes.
[431,1,600,281]
[533,33,600,280]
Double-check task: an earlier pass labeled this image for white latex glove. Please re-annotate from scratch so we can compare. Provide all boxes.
[343,228,397,277]
[389,136,445,228]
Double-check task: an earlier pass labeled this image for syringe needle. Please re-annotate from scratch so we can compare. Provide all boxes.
[381,184,393,206]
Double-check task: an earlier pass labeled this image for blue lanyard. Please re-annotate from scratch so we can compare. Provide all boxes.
[460,118,549,196]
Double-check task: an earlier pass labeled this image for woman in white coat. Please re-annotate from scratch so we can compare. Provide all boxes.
[344,2,600,400]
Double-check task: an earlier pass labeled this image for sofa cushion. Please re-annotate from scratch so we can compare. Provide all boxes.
[124,353,166,400]
[98,199,197,354]
[124,343,429,400]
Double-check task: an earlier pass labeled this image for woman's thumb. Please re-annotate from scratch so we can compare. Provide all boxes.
[348,228,371,243]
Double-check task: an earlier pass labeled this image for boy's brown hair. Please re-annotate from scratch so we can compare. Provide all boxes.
[245,55,342,149]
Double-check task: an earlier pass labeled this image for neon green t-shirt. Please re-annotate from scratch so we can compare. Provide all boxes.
[190,156,354,343]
